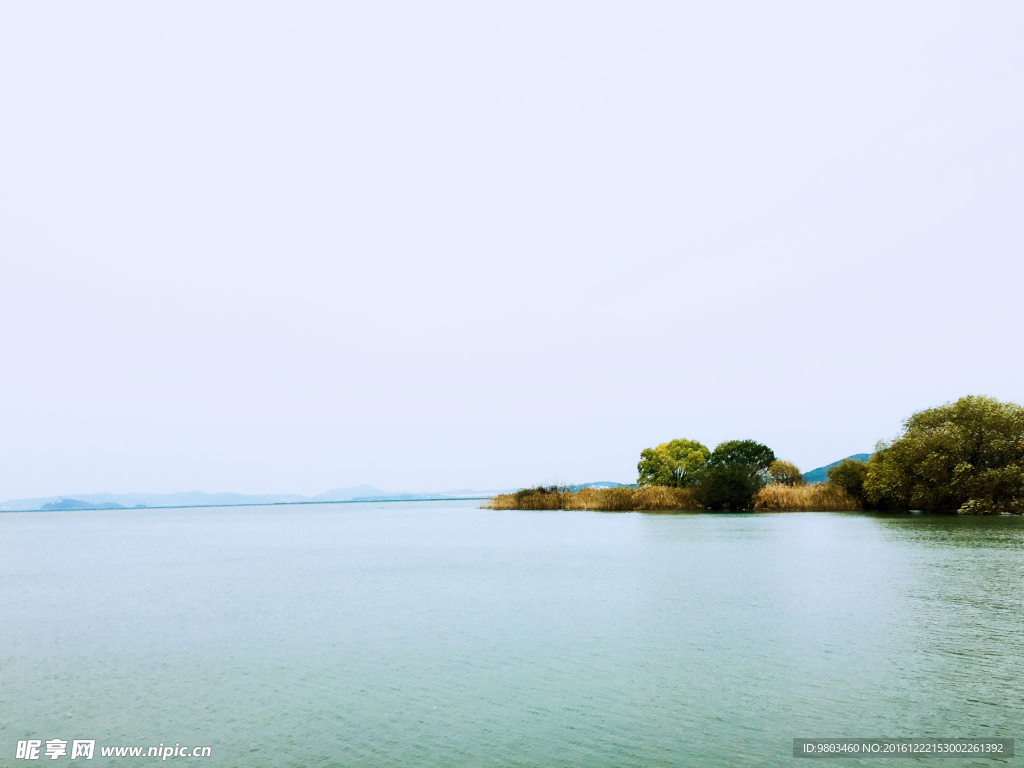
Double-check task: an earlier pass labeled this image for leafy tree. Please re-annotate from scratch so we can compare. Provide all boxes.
[767,460,805,487]
[637,439,710,487]
[863,395,1024,514]
[696,440,776,510]
[706,440,776,475]
[826,458,867,502]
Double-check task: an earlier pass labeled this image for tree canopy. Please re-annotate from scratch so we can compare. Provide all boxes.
[637,438,710,487]
[863,395,1024,514]
[705,440,776,475]
[826,458,867,502]
[696,440,776,510]
[767,460,805,487]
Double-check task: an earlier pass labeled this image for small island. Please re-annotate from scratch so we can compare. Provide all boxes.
[486,395,1024,515]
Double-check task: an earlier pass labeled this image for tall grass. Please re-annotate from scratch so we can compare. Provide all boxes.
[483,486,701,511]
[485,483,861,511]
[752,483,860,511]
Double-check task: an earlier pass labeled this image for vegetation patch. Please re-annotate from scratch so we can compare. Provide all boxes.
[752,483,860,511]
[484,486,700,511]
[864,396,1024,514]
[485,396,1024,514]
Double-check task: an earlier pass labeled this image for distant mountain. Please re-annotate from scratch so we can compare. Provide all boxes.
[41,499,124,511]
[0,485,502,512]
[311,485,389,502]
[1,486,386,512]
[803,454,870,484]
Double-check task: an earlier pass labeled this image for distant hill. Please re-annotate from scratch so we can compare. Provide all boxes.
[311,485,389,502]
[0,485,505,512]
[41,499,124,511]
[1,487,387,512]
[803,454,870,484]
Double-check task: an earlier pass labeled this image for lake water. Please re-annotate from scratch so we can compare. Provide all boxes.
[1,502,1021,766]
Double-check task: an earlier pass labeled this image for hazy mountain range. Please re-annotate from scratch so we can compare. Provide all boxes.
[0,482,626,512]
[0,485,481,512]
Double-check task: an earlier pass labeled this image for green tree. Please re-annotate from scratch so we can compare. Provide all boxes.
[863,395,1024,514]
[826,458,867,502]
[637,439,710,487]
[767,460,805,487]
[696,440,776,510]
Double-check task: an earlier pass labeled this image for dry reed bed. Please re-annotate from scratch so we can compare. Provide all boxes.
[484,486,701,511]
[484,484,861,511]
[752,483,860,511]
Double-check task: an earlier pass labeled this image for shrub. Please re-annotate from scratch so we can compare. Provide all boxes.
[767,460,805,487]
[826,458,867,502]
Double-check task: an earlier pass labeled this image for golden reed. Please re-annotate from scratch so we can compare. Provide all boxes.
[752,483,861,511]
[483,486,701,511]
[484,483,861,511]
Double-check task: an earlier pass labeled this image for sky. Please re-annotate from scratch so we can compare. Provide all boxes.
[1,2,1022,500]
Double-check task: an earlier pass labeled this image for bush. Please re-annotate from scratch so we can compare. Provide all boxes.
[864,395,1024,514]
[767,460,805,487]
[826,458,868,502]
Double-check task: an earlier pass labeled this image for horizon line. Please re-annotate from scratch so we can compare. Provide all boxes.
[0,496,497,514]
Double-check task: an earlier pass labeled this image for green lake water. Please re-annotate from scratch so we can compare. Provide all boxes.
[1,501,1021,766]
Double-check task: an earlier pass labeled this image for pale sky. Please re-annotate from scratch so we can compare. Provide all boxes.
[2,2,1022,500]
